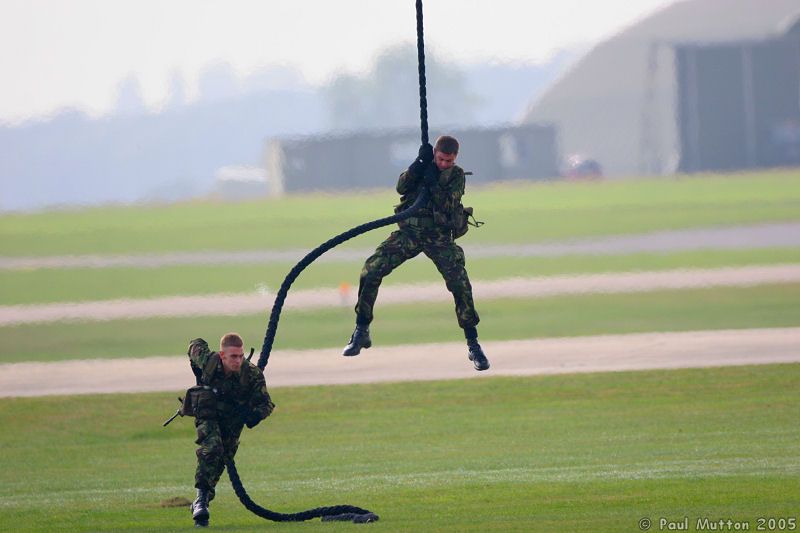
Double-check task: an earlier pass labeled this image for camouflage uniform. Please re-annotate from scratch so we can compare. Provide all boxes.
[355,164,479,329]
[187,338,275,500]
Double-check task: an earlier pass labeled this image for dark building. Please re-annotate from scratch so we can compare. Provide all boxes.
[265,124,559,194]
[676,29,800,172]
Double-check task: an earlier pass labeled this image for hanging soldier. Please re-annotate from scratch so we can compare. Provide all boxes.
[342,135,490,371]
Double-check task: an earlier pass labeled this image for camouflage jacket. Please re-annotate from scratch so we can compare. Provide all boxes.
[395,164,466,230]
[187,338,275,423]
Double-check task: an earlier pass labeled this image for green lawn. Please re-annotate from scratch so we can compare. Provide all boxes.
[2,248,800,305]
[1,365,797,532]
[3,283,798,363]
[1,171,799,256]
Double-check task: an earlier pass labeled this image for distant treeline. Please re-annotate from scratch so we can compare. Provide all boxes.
[0,46,574,211]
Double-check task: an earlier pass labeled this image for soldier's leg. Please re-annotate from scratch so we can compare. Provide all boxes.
[209,421,244,489]
[423,241,480,330]
[354,230,421,326]
[193,418,223,525]
[195,418,224,495]
[424,240,489,370]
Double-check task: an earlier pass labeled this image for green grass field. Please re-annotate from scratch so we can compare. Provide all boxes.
[2,171,798,532]
[1,365,797,532]
[2,248,800,305]
[3,283,798,363]
[1,171,799,256]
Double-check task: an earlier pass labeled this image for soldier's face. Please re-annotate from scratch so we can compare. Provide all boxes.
[220,345,245,373]
[434,150,457,171]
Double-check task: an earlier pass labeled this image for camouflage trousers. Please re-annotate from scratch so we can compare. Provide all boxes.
[194,416,243,500]
[355,227,480,329]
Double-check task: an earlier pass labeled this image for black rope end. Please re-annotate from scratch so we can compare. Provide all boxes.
[321,512,380,523]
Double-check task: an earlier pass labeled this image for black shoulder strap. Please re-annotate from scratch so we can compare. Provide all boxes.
[240,361,257,389]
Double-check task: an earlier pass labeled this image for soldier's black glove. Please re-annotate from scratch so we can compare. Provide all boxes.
[244,409,263,429]
[408,143,434,178]
[245,415,263,429]
[418,142,434,164]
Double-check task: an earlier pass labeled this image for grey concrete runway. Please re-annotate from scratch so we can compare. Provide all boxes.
[2,222,799,270]
[1,264,798,325]
[2,328,797,397]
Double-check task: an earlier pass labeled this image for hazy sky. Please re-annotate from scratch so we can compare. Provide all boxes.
[0,0,676,123]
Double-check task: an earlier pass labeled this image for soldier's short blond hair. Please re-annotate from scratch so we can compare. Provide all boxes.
[434,135,459,155]
[220,332,244,349]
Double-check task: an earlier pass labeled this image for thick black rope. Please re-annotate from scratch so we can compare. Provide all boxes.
[226,0,431,523]
[415,0,429,145]
[225,457,378,523]
[256,189,428,370]
[257,0,430,372]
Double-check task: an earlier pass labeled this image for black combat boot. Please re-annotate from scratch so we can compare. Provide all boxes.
[467,338,490,371]
[342,324,372,356]
[191,487,210,527]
